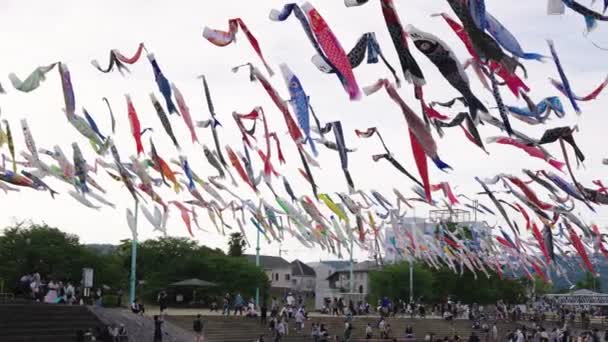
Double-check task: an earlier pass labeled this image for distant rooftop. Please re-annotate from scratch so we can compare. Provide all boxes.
[291,259,316,277]
[319,260,351,270]
[244,254,290,269]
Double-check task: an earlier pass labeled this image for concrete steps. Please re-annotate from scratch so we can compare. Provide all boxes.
[0,303,102,342]
[169,315,519,342]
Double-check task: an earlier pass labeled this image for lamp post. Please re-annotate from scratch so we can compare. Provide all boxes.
[129,201,139,304]
[255,225,260,308]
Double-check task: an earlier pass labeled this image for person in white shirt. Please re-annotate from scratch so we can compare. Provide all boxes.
[295,309,305,332]
[515,329,525,342]
[491,324,498,342]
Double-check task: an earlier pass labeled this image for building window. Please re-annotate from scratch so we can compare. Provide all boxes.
[359,285,363,294]
[285,274,291,281]
[275,273,279,281]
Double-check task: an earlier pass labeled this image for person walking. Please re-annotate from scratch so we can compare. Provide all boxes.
[261,303,268,326]
[153,315,164,342]
[193,314,204,342]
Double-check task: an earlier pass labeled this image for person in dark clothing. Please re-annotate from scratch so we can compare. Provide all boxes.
[154,315,163,342]
[116,288,124,307]
[468,332,480,342]
[158,291,168,316]
[193,314,204,342]
[261,304,268,326]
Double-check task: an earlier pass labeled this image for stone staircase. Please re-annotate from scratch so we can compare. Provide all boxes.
[0,302,103,342]
[169,315,519,342]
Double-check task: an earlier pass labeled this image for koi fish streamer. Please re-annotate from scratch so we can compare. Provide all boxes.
[566,221,596,274]
[203,18,274,76]
[507,96,565,124]
[169,201,194,237]
[446,0,523,75]
[344,0,426,87]
[8,63,59,92]
[233,63,303,147]
[171,83,198,143]
[486,136,565,171]
[91,43,147,74]
[355,127,423,187]
[226,145,256,193]
[301,2,361,100]
[547,40,581,114]
[470,5,545,61]
[83,109,106,141]
[280,64,317,156]
[147,53,177,115]
[550,0,608,31]
[321,121,356,192]
[550,75,608,102]
[4,121,16,173]
[406,25,487,122]
[59,63,76,117]
[269,3,340,83]
[535,126,585,164]
[434,13,529,97]
[431,182,459,205]
[150,93,179,150]
[197,75,228,169]
[432,112,486,153]
[125,95,145,155]
[311,32,400,86]
[364,79,451,201]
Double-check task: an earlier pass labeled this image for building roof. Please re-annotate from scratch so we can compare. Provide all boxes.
[169,278,217,287]
[327,261,379,280]
[319,260,351,270]
[244,254,291,269]
[291,259,316,277]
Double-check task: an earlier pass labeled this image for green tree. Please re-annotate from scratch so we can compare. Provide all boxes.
[369,261,526,305]
[117,237,269,302]
[0,222,125,289]
[576,272,601,291]
[227,232,246,257]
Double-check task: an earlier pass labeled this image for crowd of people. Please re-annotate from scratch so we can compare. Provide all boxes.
[15,271,109,306]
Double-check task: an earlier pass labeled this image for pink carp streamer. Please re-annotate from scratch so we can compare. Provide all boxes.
[203,18,274,76]
[487,136,565,171]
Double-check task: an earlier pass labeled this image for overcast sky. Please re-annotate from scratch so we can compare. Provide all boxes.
[0,0,607,263]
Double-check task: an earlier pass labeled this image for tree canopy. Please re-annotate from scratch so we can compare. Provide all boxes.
[369,261,528,305]
[227,232,247,257]
[0,222,269,303]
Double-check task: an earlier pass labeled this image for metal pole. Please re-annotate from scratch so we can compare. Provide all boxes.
[349,232,354,293]
[129,201,139,304]
[255,226,260,308]
[409,260,413,303]
[410,208,416,303]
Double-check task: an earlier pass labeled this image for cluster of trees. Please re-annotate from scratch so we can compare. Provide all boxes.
[369,262,528,305]
[0,222,269,303]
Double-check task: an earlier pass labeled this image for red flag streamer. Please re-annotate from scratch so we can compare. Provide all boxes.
[203,19,274,76]
[364,79,451,202]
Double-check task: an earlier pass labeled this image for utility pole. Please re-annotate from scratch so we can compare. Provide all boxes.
[409,207,416,303]
[255,226,260,308]
[349,231,354,293]
[129,201,139,305]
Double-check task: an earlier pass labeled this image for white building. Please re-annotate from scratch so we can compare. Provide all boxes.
[308,260,379,310]
[290,259,316,293]
[245,254,293,290]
